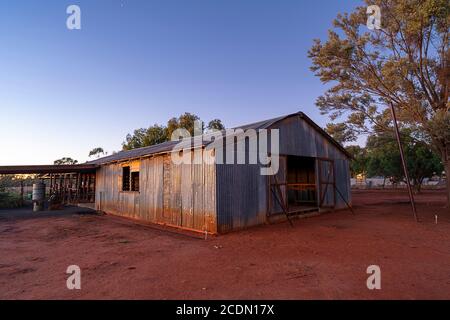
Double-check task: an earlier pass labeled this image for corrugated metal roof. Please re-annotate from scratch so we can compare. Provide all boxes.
[89,112,350,165]
[0,164,98,174]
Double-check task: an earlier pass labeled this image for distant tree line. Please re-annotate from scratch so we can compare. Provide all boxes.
[53,157,78,165]
[0,175,41,190]
[50,113,224,166]
[122,112,225,151]
[331,128,444,192]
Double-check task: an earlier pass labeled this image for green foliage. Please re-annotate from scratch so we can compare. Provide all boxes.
[0,175,14,191]
[54,157,78,165]
[122,113,225,150]
[166,113,202,139]
[345,145,368,177]
[326,123,357,145]
[123,125,168,151]
[146,125,168,145]
[0,175,40,191]
[366,133,403,181]
[0,192,23,209]
[405,140,444,190]
[123,128,151,151]
[365,130,443,190]
[207,119,225,132]
[308,0,449,157]
[88,147,106,158]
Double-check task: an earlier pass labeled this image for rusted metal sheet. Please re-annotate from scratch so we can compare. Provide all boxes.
[192,162,204,231]
[139,155,164,222]
[181,154,194,228]
[203,149,217,233]
[95,149,217,233]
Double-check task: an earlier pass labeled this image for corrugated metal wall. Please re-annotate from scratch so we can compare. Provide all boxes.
[216,116,351,232]
[216,164,267,233]
[96,149,216,233]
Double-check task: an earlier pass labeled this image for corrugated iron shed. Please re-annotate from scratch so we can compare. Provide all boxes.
[0,112,352,234]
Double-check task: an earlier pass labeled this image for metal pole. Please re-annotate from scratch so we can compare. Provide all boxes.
[389,102,418,222]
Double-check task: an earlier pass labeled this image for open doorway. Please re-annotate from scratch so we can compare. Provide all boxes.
[286,156,318,212]
[268,155,319,216]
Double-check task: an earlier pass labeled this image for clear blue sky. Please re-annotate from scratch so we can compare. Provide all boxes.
[0,0,362,165]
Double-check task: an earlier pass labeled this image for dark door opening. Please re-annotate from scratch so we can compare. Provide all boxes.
[286,156,318,212]
[268,155,319,216]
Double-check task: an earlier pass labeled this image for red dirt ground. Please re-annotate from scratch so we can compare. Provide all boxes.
[1,189,449,299]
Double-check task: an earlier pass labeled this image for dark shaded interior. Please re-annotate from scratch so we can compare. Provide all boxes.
[286,156,317,210]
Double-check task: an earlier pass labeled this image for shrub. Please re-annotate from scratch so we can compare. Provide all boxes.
[0,192,23,209]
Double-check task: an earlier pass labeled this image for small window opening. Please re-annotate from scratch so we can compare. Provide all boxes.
[131,171,140,192]
[122,166,130,191]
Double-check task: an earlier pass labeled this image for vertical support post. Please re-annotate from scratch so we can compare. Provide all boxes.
[68,174,72,203]
[76,173,80,203]
[91,173,95,203]
[62,174,67,204]
[82,174,86,201]
[87,174,91,202]
[59,174,63,201]
[390,102,418,222]
[20,180,24,206]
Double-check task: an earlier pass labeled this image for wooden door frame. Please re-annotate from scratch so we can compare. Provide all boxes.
[267,155,287,216]
[316,157,336,209]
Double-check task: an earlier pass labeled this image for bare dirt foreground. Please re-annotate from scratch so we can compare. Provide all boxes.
[1,189,449,300]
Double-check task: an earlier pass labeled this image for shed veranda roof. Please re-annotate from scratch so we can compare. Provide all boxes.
[0,164,98,175]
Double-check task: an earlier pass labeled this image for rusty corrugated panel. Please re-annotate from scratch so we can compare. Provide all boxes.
[192,162,204,231]
[181,153,194,228]
[95,150,217,233]
[204,149,217,233]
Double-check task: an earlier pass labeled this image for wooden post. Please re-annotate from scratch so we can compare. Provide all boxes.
[68,174,72,203]
[87,174,91,202]
[75,173,80,203]
[20,180,24,206]
[81,174,85,201]
[59,174,63,201]
[62,174,67,204]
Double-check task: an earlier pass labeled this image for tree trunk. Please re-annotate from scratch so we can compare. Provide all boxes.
[414,178,420,193]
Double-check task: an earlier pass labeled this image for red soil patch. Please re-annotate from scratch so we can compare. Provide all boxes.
[0,189,449,299]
